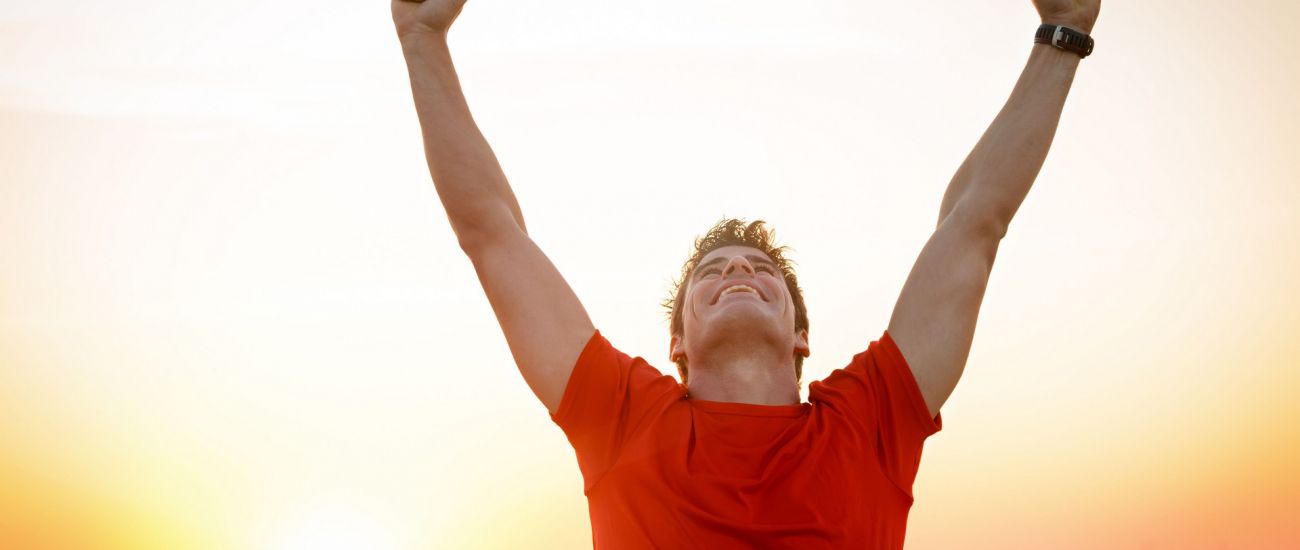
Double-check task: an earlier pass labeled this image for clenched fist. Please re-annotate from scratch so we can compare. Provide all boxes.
[392,0,468,40]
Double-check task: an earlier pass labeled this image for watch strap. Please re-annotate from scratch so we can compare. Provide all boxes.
[1034,23,1094,58]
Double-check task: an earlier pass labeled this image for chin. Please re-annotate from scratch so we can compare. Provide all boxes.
[702,314,783,339]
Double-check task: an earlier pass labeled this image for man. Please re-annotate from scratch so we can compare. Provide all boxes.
[392,0,1100,547]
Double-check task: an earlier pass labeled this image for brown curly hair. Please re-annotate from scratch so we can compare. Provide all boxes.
[661,218,810,387]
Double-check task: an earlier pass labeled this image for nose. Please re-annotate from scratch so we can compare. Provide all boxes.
[722,256,756,278]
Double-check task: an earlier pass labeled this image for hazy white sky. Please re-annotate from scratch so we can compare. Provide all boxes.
[2,1,1298,548]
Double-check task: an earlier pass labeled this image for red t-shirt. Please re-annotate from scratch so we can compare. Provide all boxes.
[550,329,943,549]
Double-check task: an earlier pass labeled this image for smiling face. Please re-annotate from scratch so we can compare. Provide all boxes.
[661,218,811,388]
[669,245,810,384]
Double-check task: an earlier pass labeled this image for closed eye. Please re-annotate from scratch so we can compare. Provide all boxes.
[699,265,776,277]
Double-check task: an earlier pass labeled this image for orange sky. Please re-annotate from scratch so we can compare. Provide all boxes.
[2,1,1298,548]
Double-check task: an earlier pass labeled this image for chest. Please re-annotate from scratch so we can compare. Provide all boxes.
[601,406,907,522]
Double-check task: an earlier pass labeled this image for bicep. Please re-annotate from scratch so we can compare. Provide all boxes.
[463,229,596,416]
[886,209,1003,418]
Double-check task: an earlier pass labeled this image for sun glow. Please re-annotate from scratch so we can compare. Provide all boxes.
[2,1,1298,548]
[259,503,400,550]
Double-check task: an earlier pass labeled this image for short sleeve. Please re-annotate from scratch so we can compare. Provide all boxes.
[549,329,683,493]
[809,330,942,498]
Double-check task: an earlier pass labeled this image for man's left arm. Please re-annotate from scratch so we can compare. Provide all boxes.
[887,1,1101,418]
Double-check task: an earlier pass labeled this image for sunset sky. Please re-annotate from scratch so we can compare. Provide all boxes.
[2,1,1298,548]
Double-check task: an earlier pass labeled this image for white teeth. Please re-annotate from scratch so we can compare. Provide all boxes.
[721,285,757,297]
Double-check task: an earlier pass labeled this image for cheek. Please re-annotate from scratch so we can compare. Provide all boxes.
[765,279,785,299]
[693,283,713,305]
[689,285,707,313]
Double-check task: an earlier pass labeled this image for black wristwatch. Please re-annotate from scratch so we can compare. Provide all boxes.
[1034,23,1094,58]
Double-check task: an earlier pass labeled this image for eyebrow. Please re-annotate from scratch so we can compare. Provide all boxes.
[695,254,777,277]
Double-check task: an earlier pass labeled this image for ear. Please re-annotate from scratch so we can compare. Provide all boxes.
[669,333,685,363]
[794,329,810,358]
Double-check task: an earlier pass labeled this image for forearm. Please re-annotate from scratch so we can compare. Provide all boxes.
[401,32,528,248]
[937,43,1081,232]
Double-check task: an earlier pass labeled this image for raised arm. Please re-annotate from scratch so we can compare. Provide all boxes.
[394,0,595,415]
[886,1,1102,418]
[394,0,526,247]
[935,2,1100,229]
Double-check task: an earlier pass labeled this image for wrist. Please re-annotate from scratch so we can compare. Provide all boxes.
[398,27,450,51]
[1041,19,1093,35]
[1034,22,1094,59]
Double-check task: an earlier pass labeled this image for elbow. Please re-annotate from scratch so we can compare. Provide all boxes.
[942,200,1012,241]
[983,212,1011,241]
[453,207,527,254]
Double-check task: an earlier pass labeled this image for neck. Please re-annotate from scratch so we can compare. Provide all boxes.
[685,342,800,406]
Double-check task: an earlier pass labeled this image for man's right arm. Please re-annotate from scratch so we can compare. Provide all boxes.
[394,1,595,415]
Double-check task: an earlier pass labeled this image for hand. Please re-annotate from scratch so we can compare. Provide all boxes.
[392,0,469,40]
[1031,0,1100,35]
